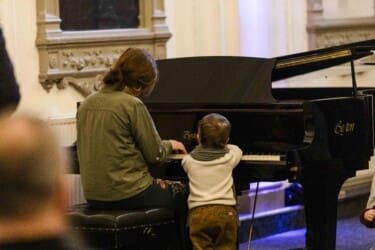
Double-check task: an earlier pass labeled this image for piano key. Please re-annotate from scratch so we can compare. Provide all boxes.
[241,154,280,161]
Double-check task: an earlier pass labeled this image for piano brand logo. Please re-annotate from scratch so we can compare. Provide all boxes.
[334,120,355,136]
[183,130,197,141]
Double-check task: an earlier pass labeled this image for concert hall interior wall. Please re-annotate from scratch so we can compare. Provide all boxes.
[0,0,373,133]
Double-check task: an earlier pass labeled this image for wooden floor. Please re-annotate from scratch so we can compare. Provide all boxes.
[238,193,373,250]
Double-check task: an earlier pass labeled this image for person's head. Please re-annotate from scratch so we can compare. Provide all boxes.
[0,113,69,222]
[197,113,231,149]
[102,48,158,97]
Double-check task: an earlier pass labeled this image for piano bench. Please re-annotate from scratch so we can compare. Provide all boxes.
[67,203,176,250]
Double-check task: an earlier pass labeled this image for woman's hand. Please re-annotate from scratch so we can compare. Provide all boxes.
[169,139,187,154]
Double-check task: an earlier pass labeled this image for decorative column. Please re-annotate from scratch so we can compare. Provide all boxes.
[307,0,323,49]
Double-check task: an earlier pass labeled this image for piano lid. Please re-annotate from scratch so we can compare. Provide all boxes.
[147,57,277,104]
[272,39,375,81]
[143,39,375,105]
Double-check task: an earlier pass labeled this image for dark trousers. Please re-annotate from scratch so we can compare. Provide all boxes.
[188,205,238,250]
[87,182,191,250]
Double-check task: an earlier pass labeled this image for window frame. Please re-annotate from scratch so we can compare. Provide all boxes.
[36,0,170,94]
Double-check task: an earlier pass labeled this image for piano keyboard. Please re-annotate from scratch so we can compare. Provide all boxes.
[165,153,291,183]
[168,153,282,162]
[241,154,280,161]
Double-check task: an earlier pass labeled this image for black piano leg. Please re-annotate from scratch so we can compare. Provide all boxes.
[301,168,349,250]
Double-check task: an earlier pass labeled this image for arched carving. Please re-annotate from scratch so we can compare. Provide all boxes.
[61,75,103,97]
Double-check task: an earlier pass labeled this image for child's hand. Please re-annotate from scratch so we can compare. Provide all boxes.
[364,209,375,221]
[154,178,172,189]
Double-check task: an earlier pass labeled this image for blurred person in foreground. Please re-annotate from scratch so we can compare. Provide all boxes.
[0,27,20,112]
[0,113,87,250]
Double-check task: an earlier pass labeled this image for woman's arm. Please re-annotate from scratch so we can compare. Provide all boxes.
[131,101,185,165]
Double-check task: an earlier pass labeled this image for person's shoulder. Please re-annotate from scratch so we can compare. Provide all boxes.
[0,28,4,44]
[227,144,242,152]
[182,154,190,161]
[78,92,99,107]
[103,90,144,106]
[181,153,192,165]
[110,90,143,104]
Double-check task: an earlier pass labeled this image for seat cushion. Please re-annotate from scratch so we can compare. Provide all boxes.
[67,203,175,250]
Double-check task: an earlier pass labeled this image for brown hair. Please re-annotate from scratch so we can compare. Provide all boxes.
[198,113,231,149]
[102,48,158,91]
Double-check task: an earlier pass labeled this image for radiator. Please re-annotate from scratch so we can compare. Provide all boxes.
[47,116,77,147]
[66,174,87,207]
[46,116,86,206]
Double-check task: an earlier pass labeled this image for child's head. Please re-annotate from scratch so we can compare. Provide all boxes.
[197,113,231,149]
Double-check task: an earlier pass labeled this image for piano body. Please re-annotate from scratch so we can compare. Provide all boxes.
[142,40,375,250]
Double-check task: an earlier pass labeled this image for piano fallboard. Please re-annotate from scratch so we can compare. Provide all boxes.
[148,103,307,154]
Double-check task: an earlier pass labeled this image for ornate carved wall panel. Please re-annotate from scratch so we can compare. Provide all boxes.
[36,0,170,96]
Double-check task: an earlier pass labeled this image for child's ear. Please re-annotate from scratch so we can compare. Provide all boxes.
[226,137,230,144]
[196,133,200,143]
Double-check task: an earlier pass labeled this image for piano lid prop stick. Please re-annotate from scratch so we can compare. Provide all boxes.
[350,48,358,97]
[247,181,260,250]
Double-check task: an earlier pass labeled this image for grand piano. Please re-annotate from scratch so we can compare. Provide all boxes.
[142,40,375,250]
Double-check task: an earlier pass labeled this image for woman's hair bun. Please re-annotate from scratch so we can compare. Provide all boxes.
[103,68,122,86]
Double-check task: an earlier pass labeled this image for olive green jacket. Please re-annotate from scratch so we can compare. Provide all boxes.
[77,87,172,201]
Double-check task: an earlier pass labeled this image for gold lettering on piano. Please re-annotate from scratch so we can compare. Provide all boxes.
[334,120,355,136]
[275,50,352,69]
[183,130,197,141]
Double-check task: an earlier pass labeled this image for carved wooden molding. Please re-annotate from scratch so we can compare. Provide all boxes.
[307,0,375,49]
[307,17,375,49]
[60,75,103,97]
[36,0,171,94]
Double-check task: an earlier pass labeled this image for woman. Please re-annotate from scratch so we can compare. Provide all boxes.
[77,48,189,249]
